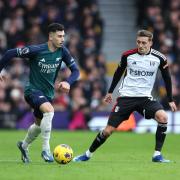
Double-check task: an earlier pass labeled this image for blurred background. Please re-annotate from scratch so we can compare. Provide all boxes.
[0,0,179,132]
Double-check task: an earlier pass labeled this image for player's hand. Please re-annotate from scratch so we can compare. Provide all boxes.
[104,93,113,104]
[58,81,70,94]
[169,101,177,112]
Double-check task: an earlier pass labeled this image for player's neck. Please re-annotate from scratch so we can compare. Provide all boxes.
[138,48,151,55]
[47,41,58,52]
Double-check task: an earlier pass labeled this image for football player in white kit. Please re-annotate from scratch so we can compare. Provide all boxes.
[73,30,177,163]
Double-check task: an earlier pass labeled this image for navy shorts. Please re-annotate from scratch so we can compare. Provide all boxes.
[108,97,164,128]
[24,90,52,119]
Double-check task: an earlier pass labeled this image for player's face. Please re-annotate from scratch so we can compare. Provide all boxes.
[136,36,152,54]
[50,30,65,48]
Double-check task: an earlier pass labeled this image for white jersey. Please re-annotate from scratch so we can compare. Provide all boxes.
[118,48,167,97]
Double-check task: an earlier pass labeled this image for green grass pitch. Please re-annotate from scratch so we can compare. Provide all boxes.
[0,130,179,180]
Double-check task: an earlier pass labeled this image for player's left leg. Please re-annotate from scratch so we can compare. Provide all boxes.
[39,102,54,162]
[140,99,170,163]
[153,109,170,163]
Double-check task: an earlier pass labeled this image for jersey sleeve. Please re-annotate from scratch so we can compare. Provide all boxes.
[159,57,173,102]
[0,44,44,72]
[61,46,76,67]
[61,46,80,84]
[16,45,43,58]
[108,54,127,93]
[159,55,168,69]
[0,48,18,72]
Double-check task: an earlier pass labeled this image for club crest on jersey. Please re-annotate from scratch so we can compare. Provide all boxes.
[40,58,45,62]
[150,61,155,66]
[17,47,30,55]
[56,57,62,61]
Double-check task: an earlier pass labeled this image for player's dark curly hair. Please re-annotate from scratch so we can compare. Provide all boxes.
[48,23,64,34]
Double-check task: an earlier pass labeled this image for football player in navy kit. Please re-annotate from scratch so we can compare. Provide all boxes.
[73,29,177,163]
[0,23,80,163]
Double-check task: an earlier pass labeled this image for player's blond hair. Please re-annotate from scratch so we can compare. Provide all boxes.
[137,30,153,41]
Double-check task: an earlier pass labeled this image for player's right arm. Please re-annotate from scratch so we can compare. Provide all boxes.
[0,49,18,73]
[0,45,43,80]
[0,45,43,81]
[0,48,18,81]
[104,55,127,103]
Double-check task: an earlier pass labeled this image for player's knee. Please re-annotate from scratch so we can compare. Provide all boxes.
[40,102,54,113]
[155,111,168,123]
[44,106,54,113]
[103,127,115,137]
[102,130,111,138]
[158,115,168,123]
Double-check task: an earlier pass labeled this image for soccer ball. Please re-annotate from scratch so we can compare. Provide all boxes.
[53,144,73,164]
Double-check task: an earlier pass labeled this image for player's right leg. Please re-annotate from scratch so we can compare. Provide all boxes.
[17,141,30,163]
[17,91,54,163]
[73,97,132,162]
[17,121,41,163]
[73,125,115,162]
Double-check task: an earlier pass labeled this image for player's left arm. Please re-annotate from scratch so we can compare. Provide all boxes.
[58,46,80,93]
[159,58,177,112]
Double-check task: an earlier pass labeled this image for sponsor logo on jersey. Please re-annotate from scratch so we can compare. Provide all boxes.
[38,62,60,73]
[129,68,154,76]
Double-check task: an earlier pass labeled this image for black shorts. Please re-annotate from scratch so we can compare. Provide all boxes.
[24,90,52,119]
[108,97,163,128]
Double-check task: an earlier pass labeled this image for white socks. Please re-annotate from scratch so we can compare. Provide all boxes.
[86,150,93,158]
[153,151,161,157]
[22,123,41,150]
[22,112,54,151]
[40,112,54,151]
